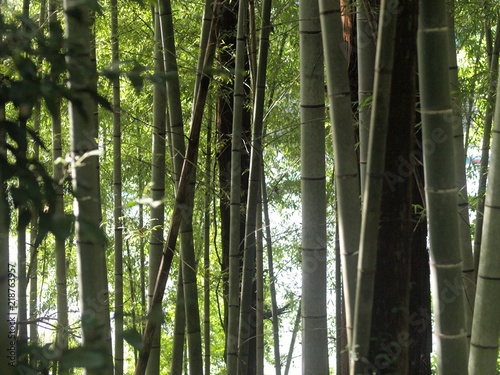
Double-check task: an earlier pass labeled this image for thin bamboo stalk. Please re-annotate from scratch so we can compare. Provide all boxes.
[111,0,123,371]
[318,0,361,344]
[473,14,500,280]
[203,104,213,375]
[261,169,281,375]
[350,1,399,372]
[237,0,273,371]
[447,0,476,347]
[226,0,248,372]
[357,0,377,196]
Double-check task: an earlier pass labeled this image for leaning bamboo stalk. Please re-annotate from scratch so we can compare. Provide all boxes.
[158,0,204,370]
[469,57,500,375]
[237,0,273,370]
[318,0,361,344]
[284,300,301,375]
[417,0,468,373]
[472,14,500,279]
[133,5,219,373]
[349,1,399,372]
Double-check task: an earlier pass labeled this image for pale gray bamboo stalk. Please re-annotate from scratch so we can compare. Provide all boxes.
[473,14,500,281]
[447,0,476,347]
[64,0,113,370]
[335,220,341,375]
[111,0,123,371]
[284,300,301,375]
[469,57,500,375]
[318,0,361,344]
[237,0,273,370]
[226,1,248,373]
[256,198,264,375]
[146,9,166,375]
[417,0,468,373]
[350,1,399,372]
[300,1,328,372]
[203,104,212,375]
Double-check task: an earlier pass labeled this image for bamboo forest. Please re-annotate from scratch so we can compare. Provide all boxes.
[2,0,500,373]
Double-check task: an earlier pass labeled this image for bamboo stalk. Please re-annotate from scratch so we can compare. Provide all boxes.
[417,1,468,373]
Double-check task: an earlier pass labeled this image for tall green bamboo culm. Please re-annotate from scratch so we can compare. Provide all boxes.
[417,1,468,373]
[146,9,166,375]
[468,62,500,375]
[203,106,212,375]
[225,0,247,373]
[64,0,114,370]
[170,267,186,375]
[318,0,361,346]
[111,0,124,371]
[48,0,70,363]
[349,1,399,372]
[300,0,328,373]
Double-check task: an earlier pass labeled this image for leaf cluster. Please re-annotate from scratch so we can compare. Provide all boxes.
[0,13,73,247]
